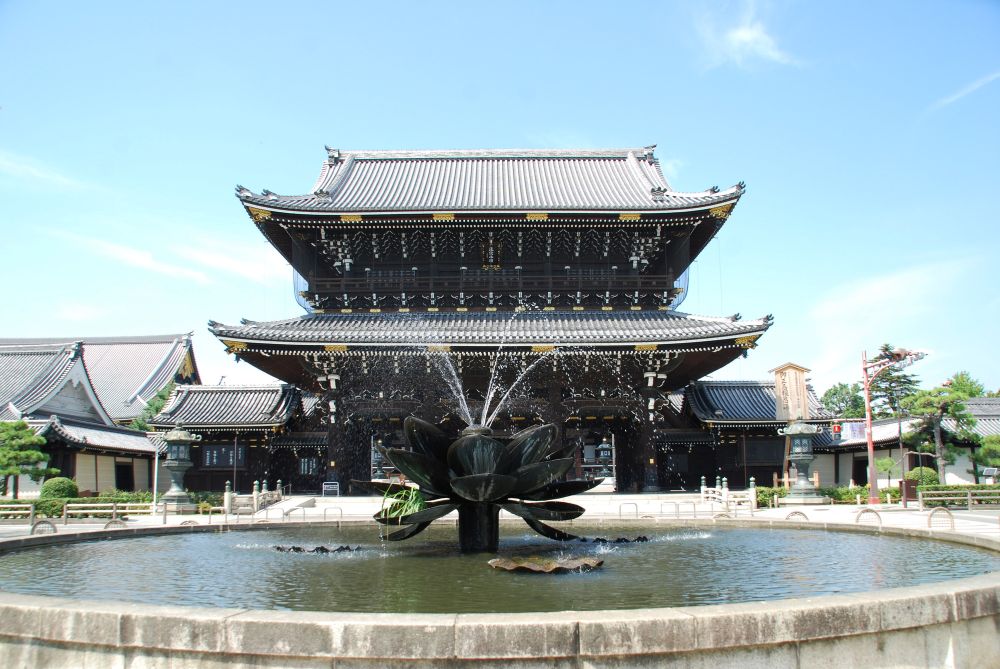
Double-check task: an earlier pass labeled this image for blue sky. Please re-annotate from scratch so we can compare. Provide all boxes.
[1,1,998,394]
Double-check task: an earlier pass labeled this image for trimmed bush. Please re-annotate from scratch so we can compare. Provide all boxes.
[39,477,77,499]
[755,486,787,508]
[905,467,939,486]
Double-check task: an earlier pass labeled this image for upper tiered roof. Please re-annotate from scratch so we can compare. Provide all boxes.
[236,146,743,216]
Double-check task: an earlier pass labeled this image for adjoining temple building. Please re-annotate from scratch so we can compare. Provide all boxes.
[210,146,773,492]
[0,335,199,496]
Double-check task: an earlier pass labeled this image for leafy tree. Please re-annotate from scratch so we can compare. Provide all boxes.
[875,456,896,486]
[970,434,1000,471]
[949,371,985,398]
[0,421,58,499]
[129,382,176,432]
[868,343,920,418]
[902,386,977,481]
[821,382,865,418]
[904,466,939,486]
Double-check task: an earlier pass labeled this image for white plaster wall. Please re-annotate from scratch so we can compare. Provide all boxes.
[812,454,836,488]
[132,458,149,492]
[75,453,96,493]
[95,455,115,493]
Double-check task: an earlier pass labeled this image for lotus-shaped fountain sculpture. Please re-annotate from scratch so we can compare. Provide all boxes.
[367,417,603,552]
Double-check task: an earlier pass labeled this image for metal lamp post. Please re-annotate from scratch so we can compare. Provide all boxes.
[862,348,925,505]
[597,435,613,478]
[161,423,201,511]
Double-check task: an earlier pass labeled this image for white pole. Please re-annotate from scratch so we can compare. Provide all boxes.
[151,446,160,516]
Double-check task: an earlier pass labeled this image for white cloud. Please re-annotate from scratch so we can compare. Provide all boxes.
[172,237,289,286]
[930,70,1000,110]
[54,302,109,322]
[804,259,973,390]
[697,3,797,69]
[0,149,95,191]
[52,231,212,284]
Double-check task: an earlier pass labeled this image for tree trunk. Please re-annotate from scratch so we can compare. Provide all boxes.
[933,415,946,482]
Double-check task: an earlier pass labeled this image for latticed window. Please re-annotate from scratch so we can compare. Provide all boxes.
[299,457,317,475]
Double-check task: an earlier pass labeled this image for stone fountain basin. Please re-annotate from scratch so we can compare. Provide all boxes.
[0,521,997,668]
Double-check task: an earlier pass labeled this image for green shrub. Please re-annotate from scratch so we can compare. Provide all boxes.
[905,467,939,486]
[188,491,223,507]
[755,486,787,508]
[39,477,77,499]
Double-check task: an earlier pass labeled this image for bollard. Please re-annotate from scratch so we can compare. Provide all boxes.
[749,476,756,489]
[887,492,893,505]
[262,480,269,494]
[29,504,36,526]
[722,477,728,490]
[856,494,862,505]
[773,494,779,508]
[277,479,283,499]
[715,475,721,489]
[224,480,233,515]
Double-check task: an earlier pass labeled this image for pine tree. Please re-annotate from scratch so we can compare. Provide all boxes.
[868,343,920,418]
[0,421,58,498]
[902,386,977,481]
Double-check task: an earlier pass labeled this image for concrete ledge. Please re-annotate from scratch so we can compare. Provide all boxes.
[0,521,997,667]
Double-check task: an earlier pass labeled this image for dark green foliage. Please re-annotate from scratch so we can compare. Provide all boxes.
[129,382,176,432]
[905,466,940,486]
[0,420,57,497]
[971,435,1000,470]
[868,343,920,418]
[39,476,78,499]
[903,384,977,480]
[821,382,865,418]
[916,483,1000,507]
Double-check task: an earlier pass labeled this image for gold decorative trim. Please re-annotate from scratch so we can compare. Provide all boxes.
[340,309,353,313]
[428,307,440,312]
[456,307,468,312]
[735,335,760,349]
[324,344,348,352]
[428,345,451,352]
[709,204,735,220]
[572,306,585,311]
[340,214,363,223]
[369,308,381,313]
[223,340,247,353]
[634,344,658,351]
[485,307,497,312]
[630,306,642,311]
[601,306,613,311]
[619,213,641,221]
[247,207,272,222]
[532,345,556,353]
[398,308,410,313]
[526,212,548,221]
[433,213,455,221]
[542,306,555,311]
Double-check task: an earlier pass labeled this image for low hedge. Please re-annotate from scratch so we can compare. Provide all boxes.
[916,483,1000,507]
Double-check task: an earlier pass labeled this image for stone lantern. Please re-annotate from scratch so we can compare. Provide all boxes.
[161,423,201,511]
[778,421,829,505]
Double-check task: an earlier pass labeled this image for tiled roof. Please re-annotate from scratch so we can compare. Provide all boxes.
[0,343,80,420]
[0,335,199,421]
[964,398,1000,438]
[828,418,921,449]
[686,380,833,423]
[31,416,158,455]
[272,432,327,449]
[236,146,743,214]
[149,384,300,431]
[209,310,770,348]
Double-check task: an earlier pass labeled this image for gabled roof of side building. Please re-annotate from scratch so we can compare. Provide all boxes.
[0,334,200,422]
[149,384,300,431]
[0,342,112,424]
[29,415,158,455]
[684,380,833,424]
[236,146,744,215]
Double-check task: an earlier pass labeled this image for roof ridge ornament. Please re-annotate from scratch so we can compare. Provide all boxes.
[235,185,252,199]
[642,145,657,164]
[325,146,341,162]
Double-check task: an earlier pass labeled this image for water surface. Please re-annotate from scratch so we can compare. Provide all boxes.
[1,524,995,613]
